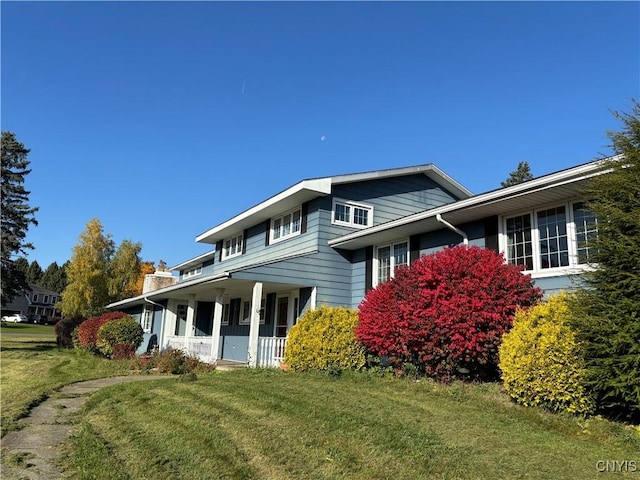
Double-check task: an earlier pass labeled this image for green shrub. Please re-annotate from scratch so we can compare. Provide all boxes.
[499,293,594,415]
[284,305,366,372]
[96,316,143,357]
[154,349,215,374]
[54,316,85,348]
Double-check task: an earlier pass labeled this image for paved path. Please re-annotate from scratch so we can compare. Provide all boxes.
[1,375,172,480]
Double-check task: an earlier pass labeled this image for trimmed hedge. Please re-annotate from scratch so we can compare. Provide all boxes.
[75,311,129,352]
[284,305,366,372]
[499,293,594,415]
[357,245,542,381]
[96,315,143,357]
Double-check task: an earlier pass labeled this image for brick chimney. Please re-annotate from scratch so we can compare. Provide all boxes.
[142,260,177,294]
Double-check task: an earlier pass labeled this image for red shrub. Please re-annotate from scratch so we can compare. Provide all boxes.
[75,311,129,352]
[112,343,136,360]
[357,246,542,381]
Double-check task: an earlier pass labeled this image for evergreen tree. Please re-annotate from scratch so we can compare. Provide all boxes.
[13,257,29,278]
[572,99,640,422]
[59,218,114,317]
[41,261,68,293]
[26,260,43,285]
[501,161,533,187]
[1,132,38,306]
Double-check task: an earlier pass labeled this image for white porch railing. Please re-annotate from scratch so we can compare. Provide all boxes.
[257,336,288,368]
[164,335,287,368]
[165,335,214,364]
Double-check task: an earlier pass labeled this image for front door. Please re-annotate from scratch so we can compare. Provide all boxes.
[275,297,288,337]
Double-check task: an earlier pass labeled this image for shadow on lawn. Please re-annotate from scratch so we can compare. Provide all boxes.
[0,339,59,353]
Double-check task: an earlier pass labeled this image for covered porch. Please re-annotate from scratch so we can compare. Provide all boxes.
[157,275,316,368]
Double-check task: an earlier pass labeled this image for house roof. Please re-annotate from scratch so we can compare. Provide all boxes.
[194,164,472,246]
[328,157,616,250]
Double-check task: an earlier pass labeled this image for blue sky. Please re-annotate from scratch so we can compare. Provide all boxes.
[2,1,638,270]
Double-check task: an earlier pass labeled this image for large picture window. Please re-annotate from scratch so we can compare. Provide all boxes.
[332,199,373,228]
[503,202,598,274]
[375,240,409,285]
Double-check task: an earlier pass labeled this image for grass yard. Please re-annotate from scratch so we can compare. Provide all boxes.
[61,370,640,480]
[2,334,638,479]
[0,322,57,335]
[0,331,139,436]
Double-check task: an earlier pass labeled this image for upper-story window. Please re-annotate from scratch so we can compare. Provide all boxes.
[374,240,409,286]
[271,208,302,243]
[503,201,598,275]
[183,266,202,279]
[332,199,373,228]
[222,233,244,260]
[43,295,49,304]
[33,294,39,302]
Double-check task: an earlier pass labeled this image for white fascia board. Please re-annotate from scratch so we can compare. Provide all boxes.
[329,159,609,249]
[330,163,473,199]
[105,272,231,309]
[195,178,332,245]
[170,250,216,271]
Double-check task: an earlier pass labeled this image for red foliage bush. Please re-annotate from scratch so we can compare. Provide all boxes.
[357,246,542,381]
[112,343,137,360]
[75,311,129,352]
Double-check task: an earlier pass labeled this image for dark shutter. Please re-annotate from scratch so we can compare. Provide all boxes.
[484,216,499,253]
[242,229,248,254]
[301,202,309,234]
[365,246,374,293]
[265,293,276,324]
[216,240,223,262]
[265,219,271,246]
[230,298,241,325]
[410,234,421,264]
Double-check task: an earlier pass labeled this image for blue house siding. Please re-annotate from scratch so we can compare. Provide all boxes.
[331,175,460,225]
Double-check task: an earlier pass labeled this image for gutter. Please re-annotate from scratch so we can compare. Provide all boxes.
[436,214,468,246]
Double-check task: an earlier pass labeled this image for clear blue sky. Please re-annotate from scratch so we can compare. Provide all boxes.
[2,1,638,270]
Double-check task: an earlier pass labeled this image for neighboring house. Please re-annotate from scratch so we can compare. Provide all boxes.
[2,284,62,320]
[107,158,610,367]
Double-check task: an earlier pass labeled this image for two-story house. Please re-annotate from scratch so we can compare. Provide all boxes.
[107,158,609,367]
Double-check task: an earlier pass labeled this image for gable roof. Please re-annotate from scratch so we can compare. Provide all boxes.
[194,163,472,245]
[328,157,616,250]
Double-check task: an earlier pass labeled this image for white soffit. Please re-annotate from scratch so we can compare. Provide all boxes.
[195,178,332,245]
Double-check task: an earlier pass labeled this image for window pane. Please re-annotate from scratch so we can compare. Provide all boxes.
[354,207,369,226]
[378,246,391,284]
[538,206,568,268]
[506,214,533,269]
[573,203,598,264]
[335,203,350,223]
[292,210,301,232]
[273,218,282,239]
[394,242,408,269]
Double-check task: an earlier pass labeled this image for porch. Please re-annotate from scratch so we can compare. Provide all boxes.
[166,335,288,368]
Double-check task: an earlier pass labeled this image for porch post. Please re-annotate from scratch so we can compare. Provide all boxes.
[185,294,196,337]
[163,299,178,347]
[247,282,263,367]
[210,289,225,363]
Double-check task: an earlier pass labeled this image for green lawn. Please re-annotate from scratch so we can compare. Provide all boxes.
[0,322,57,335]
[2,334,638,479]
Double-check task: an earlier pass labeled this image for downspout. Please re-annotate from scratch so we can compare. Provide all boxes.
[436,214,468,246]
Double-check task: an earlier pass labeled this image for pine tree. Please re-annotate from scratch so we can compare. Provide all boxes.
[1,132,38,306]
[501,161,533,187]
[572,99,640,422]
[26,260,43,285]
[41,261,68,293]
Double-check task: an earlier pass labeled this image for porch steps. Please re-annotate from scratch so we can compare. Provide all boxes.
[216,360,248,371]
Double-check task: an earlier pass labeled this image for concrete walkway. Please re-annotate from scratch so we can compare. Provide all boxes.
[1,375,172,480]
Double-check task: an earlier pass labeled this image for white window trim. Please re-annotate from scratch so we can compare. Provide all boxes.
[141,305,153,333]
[373,238,409,287]
[221,302,230,326]
[331,198,374,228]
[270,207,302,244]
[183,266,202,279]
[499,200,598,277]
[239,297,266,325]
[222,233,244,260]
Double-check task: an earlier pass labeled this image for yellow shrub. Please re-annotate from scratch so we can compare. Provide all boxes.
[499,293,594,415]
[284,305,366,372]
